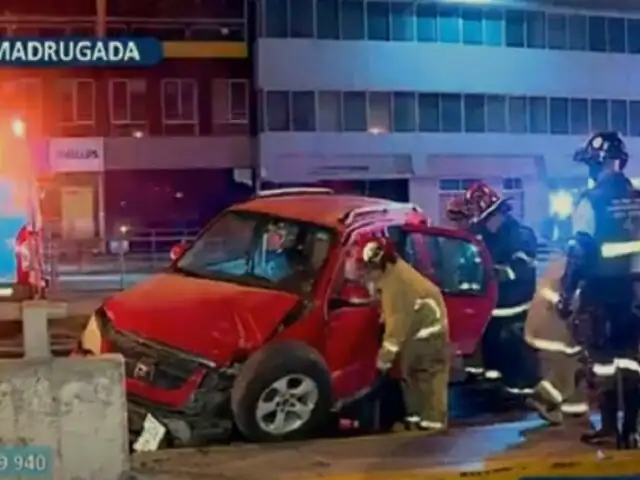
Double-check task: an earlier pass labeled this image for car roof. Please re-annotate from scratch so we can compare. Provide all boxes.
[230,194,395,228]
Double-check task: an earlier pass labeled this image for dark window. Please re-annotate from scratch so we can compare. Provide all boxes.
[486,95,507,132]
[462,7,482,45]
[606,17,626,53]
[549,97,569,134]
[291,91,315,131]
[630,101,640,136]
[316,0,339,39]
[464,94,485,132]
[265,0,288,37]
[343,92,367,131]
[505,9,525,48]
[437,5,461,43]
[547,13,567,50]
[393,92,416,132]
[289,0,313,38]
[441,94,462,132]
[569,98,589,134]
[568,15,587,50]
[590,99,609,131]
[508,96,527,133]
[391,2,414,41]
[628,19,640,53]
[526,11,546,48]
[418,93,439,132]
[318,91,341,131]
[341,0,365,40]
[588,16,606,52]
[610,100,628,135]
[367,1,390,41]
[528,97,548,133]
[368,92,391,132]
[266,91,289,131]
[416,4,437,42]
[484,8,504,46]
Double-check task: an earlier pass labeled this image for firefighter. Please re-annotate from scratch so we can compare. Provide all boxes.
[362,236,450,431]
[556,131,640,448]
[446,195,474,230]
[524,258,589,425]
[464,183,538,392]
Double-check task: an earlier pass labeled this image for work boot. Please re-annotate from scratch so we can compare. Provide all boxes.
[402,415,420,431]
[416,419,445,433]
[581,390,618,445]
[526,386,563,426]
[617,431,639,450]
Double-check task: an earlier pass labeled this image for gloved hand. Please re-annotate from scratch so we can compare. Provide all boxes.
[556,293,573,320]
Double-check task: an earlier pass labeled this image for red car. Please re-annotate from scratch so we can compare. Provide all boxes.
[78,188,498,446]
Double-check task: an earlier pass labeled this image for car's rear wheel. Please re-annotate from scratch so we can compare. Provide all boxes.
[231,341,332,443]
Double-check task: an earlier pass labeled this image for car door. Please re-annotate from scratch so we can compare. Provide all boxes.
[323,226,382,403]
[399,224,498,357]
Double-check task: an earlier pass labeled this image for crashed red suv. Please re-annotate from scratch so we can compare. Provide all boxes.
[79,188,498,445]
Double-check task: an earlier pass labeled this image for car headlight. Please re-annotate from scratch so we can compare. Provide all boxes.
[80,313,103,355]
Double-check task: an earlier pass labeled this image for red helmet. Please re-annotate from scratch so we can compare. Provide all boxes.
[446,196,473,222]
[463,182,511,223]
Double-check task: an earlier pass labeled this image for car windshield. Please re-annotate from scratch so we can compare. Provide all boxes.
[174,210,335,295]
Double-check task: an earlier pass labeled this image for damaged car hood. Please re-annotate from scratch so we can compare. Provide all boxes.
[103,273,300,365]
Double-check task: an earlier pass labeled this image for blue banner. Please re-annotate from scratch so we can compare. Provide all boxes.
[0,38,162,67]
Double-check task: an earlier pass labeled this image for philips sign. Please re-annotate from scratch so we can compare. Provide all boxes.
[49,138,104,172]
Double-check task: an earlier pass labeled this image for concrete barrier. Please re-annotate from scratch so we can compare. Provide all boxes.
[0,299,129,479]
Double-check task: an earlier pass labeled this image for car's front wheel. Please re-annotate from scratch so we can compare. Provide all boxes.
[231,341,333,442]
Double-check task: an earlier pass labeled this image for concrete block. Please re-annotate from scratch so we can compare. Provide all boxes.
[0,354,129,479]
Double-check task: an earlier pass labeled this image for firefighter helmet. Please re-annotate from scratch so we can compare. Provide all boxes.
[464,182,511,223]
[573,131,628,180]
[360,235,397,268]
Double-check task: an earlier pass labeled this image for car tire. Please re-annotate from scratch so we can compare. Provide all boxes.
[231,340,333,443]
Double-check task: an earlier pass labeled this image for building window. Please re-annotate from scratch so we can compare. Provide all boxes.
[57,79,95,124]
[464,94,485,132]
[461,7,483,45]
[161,79,197,125]
[610,99,628,135]
[393,92,416,132]
[318,91,341,131]
[266,91,290,131]
[569,98,589,134]
[528,96,548,134]
[391,2,414,42]
[508,96,527,133]
[343,91,367,131]
[289,0,313,38]
[549,97,569,134]
[627,19,640,53]
[484,8,504,46]
[416,4,437,42]
[367,1,390,41]
[109,79,147,124]
[440,94,462,132]
[341,0,365,40]
[568,15,587,50]
[547,13,567,50]
[486,95,507,132]
[590,99,609,131]
[291,91,315,131]
[265,0,288,37]
[418,93,439,132]
[606,17,626,53]
[316,0,339,39]
[526,11,546,48]
[505,9,525,48]
[368,92,391,132]
[630,101,640,136]
[437,5,461,43]
[228,80,249,123]
[588,16,606,52]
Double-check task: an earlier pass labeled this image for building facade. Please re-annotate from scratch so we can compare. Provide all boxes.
[4,0,252,241]
[256,0,640,230]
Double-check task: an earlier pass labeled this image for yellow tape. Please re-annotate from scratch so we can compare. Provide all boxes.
[162,41,247,59]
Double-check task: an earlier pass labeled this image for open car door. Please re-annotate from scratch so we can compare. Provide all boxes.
[398,224,498,361]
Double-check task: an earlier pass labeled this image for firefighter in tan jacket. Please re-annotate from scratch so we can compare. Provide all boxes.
[525,257,589,424]
[361,236,450,431]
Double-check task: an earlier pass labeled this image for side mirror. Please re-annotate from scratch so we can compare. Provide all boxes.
[170,243,187,261]
[329,282,372,309]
